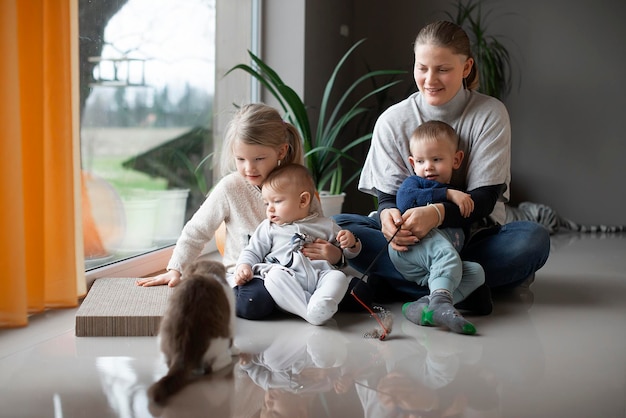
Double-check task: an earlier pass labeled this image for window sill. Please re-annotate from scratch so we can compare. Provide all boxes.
[84,240,218,289]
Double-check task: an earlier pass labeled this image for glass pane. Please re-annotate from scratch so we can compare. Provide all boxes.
[79,0,216,270]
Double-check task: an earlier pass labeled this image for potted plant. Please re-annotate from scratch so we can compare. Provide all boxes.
[445,0,515,100]
[226,39,405,214]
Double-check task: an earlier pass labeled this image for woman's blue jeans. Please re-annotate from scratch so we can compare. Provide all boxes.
[333,213,551,300]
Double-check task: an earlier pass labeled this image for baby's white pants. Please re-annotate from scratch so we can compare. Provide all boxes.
[264,266,349,325]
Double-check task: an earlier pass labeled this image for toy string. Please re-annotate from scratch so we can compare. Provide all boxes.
[350,225,402,340]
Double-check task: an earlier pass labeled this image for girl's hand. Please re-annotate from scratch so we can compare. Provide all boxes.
[381,208,417,252]
[234,264,253,286]
[136,269,182,287]
[302,238,342,265]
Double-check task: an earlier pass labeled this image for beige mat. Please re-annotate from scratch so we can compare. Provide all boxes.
[75,278,173,337]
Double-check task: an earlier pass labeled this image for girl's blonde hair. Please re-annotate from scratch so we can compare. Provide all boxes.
[415,20,479,91]
[220,103,304,175]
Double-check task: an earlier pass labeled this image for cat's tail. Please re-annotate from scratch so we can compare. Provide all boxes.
[148,362,197,406]
[506,202,626,235]
[558,216,626,234]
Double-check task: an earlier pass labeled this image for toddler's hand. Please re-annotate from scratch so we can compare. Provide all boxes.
[447,189,474,218]
[336,229,356,249]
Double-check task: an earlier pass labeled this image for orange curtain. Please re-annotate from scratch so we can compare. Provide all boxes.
[0,0,83,328]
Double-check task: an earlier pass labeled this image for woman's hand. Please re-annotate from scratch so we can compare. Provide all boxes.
[302,238,342,265]
[381,208,417,252]
[402,205,441,238]
[136,269,181,287]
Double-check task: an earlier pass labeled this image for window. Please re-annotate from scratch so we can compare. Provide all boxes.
[81,0,254,280]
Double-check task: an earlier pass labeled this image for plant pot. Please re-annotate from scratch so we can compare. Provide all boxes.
[118,197,159,252]
[152,188,190,243]
[319,191,346,217]
[116,188,189,252]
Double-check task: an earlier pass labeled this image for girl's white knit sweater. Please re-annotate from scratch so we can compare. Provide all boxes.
[167,172,266,276]
[167,172,323,282]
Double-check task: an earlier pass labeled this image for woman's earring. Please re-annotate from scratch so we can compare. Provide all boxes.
[462,77,468,90]
[277,159,282,167]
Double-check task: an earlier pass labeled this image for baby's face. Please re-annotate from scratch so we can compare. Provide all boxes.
[262,185,309,225]
[409,140,461,184]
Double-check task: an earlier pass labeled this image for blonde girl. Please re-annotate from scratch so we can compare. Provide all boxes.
[138,103,342,319]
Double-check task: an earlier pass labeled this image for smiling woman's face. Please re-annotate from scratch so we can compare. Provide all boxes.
[413,43,473,107]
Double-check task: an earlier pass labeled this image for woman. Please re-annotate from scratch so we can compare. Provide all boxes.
[334,21,550,304]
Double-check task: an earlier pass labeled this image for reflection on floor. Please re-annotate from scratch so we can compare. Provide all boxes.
[1,232,625,418]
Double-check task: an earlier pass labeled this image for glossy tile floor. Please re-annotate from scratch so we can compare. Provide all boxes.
[1,232,625,418]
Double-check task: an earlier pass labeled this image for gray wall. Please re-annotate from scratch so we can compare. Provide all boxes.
[266,0,626,225]
[497,1,626,225]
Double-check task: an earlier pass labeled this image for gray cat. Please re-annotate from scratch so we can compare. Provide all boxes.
[148,259,237,406]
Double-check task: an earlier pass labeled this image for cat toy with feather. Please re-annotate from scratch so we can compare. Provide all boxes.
[349,226,402,341]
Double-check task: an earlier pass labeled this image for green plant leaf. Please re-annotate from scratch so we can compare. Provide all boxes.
[226,39,407,193]
[445,0,514,99]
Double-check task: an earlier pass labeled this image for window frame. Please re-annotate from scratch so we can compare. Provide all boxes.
[84,0,257,283]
